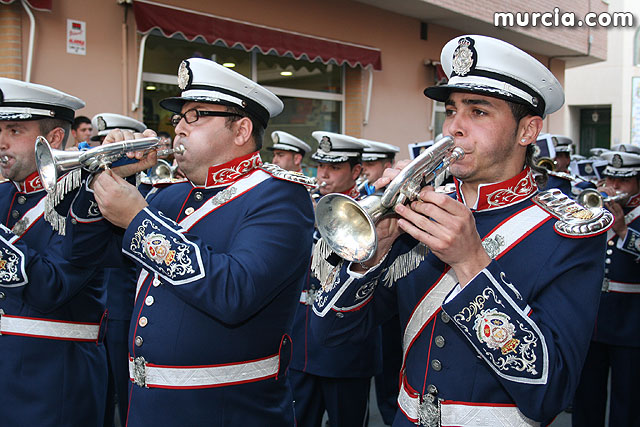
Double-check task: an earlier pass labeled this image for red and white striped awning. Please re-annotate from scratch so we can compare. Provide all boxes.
[132,0,382,70]
[0,0,51,11]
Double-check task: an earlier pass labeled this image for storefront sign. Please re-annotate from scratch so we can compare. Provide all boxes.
[67,19,86,55]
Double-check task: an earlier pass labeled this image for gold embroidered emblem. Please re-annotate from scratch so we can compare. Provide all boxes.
[144,233,176,266]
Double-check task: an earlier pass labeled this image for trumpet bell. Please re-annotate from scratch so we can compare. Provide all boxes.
[315,193,382,263]
[35,136,83,193]
[315,135,464,263]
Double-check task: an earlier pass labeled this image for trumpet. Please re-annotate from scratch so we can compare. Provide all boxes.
[356,176,369,192]
[536,156,556,171]
[315,136,464,262]
[577,188,628,209]
[147,159,180,182]
[35,136,186,194]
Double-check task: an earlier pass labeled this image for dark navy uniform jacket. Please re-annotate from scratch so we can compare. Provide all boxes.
[290,186,381,378]
[0,175,107,427]
[311,169,608,425]
[593,193,640,346]
[65,153,314,426]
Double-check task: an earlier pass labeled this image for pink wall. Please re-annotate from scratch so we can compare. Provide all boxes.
[18,0,571,160]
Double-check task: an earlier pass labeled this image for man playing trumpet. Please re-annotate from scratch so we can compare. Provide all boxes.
[0,77,107,426]
[311,35,611,426]
[573,150,640,427]
[63,58,315,426]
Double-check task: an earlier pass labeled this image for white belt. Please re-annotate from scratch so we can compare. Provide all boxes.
[398,379,539,426]
[602,279,640,293]
[129,353,280,389]
[300,289,317,305]
[0,311,100,341]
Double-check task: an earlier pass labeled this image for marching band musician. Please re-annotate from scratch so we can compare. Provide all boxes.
[62,58,315,426]
[268,130,311,173]
[289,132,382,427]
[0,78,107,426]
[573,150,640,427]
[88,113,147,426]
[360,139,400,196]
[310,35,611,426]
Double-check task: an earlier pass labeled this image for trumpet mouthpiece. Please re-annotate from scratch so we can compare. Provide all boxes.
[0,156,8,164]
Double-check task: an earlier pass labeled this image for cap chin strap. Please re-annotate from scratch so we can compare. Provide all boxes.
[0,106,55,117]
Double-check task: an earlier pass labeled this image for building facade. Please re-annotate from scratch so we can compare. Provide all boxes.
[1,0,607,162]
[564,0,639,154]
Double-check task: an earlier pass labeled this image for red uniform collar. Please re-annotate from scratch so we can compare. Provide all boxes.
[204,151,262,188]
[340,184,360,199]
[455,167,537,211]
[12,171,44,193]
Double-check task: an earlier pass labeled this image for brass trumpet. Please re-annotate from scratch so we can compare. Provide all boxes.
[315,136,464,262]
[536,156,556,171]
[35,136,185,194]
[577,188,628,209]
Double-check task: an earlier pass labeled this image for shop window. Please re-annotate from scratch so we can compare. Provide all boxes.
[142,33,345,172]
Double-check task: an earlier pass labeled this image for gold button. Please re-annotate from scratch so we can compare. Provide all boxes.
[135,336,143,347]
[153,278,161,287]
[185,207,195,215]
[431,359,442,371]
[194,192,204,201]
[139,316,148,327]
[11,210,19,219]
[17,196,26,204]
[435,335,445,348]
[145,295,154,306]
[608,240,615,246]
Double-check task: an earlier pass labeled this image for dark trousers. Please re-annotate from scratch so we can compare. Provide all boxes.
[103,319,131,427]
[374,315,402,425]
[573,341,640,427]
[290,369,371,427]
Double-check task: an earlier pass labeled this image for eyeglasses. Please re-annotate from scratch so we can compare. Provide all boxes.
[170,109,242,127]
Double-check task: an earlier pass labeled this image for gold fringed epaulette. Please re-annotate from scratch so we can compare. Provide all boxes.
[43,168,83,235]
[532,189,613,237]
[380,242,428,287]
[260,163,317,188]
[311,238,335,283]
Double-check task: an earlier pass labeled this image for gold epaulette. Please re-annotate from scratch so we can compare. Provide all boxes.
[260,163,317,188]
[532,189,613,237]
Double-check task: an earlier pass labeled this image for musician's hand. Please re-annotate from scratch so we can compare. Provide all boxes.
[605,200,627,239]
[93,169,148,229]
[395,186,490,287]
[371,160,411,191]
[103,128,159,179]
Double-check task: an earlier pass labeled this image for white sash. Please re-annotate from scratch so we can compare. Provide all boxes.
[133,169,271,299]
[178,170,270,231]
[401,204,551,368]
[606,204,640,241]
[9,195,46,239]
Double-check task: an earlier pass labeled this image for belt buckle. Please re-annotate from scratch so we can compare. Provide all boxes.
[418,392,441,427]
[602,278,610,292]
[133,356,148,388]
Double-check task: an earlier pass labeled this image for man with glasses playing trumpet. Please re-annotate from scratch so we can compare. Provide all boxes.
[310,35,612,426]
[62,58,315,426]
[0,78,107,426]
[573,149,640,427]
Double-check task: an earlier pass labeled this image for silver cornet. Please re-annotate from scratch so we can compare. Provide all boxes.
[315,136,464,262]
[577,188,628,209]
[35,136,185,194]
